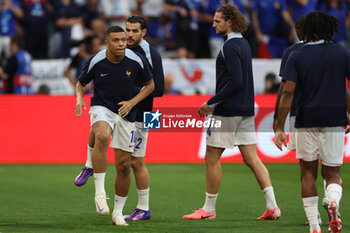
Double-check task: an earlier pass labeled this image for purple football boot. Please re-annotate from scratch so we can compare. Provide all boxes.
[75,166,94,186]
[124,208,151,221]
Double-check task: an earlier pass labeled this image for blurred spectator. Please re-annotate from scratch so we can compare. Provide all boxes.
[138,0,164,28]
[37,83,50,94]
[263,72,279,94]
[251,0,295,58]
[0,0,23,64]
[64,34,101,93]
[146,12,177,57]
[80,0,106,41]
[163,72,181,93]
[287,0,317,23]
[164,72,174,93]
[49,0,83,58]
[201,0,246,58]
[318,0,350,48]
[98,0,137,28]
[163,0,198,58]
[0,35,33,94]
[80,0,99,31]
[20,0,53,59]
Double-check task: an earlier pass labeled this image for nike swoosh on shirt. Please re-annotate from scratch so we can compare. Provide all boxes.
[101,73,109,77]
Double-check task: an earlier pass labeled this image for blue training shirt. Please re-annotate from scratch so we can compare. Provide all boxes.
[207,32,255,116]
[79,48,153,122]
[130,40,165,122]
[279,42,304,116]
[283,41,350,128]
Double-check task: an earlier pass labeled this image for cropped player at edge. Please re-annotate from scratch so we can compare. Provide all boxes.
[74,16,164,222]
[75,25,154,226]
[183,4,281,221]
[274,11,350,233]
[273,15,325,226]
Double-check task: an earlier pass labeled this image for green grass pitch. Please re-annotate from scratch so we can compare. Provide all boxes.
[0,164,349,233]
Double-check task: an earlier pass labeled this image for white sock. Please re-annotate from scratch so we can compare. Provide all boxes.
[113,194,127,215]
[94,172,106,196]
[85,145,93,168]
[262,186,277,210]
[202,192,218,213]
[327,183,342,206]
[136,188,149,211]
[323,179,328,199]
[303,196,320,231]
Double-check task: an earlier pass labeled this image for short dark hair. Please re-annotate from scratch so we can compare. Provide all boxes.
[302,11,340,43]
[106,25,125,36]
[10,35,24,49]
[126,15,147,30]
[216,4,248,33]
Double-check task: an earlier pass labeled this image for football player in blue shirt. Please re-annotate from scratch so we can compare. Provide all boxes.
[75,25,154,226]
[274,11,350,233]
[75,16,165,222]
[183,4,280,221]
[274,14,323,226]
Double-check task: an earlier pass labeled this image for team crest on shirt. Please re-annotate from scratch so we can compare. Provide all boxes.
[126,69,131,78]
[92,114,97,119]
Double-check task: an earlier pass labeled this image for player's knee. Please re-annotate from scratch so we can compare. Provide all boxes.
[205,155,219,167]
[130,158,144,171]
[243,157,254,168]
[94,131,110,146]
[117,159,131,176]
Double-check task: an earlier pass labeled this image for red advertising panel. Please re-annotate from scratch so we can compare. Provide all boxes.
[0,95,349,164]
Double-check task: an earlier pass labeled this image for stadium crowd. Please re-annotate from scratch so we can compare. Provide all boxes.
[0,0,349,61]
[0,0,349,94]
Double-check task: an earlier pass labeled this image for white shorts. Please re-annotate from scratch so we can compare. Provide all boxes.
[110,115,136,153]
[296,127,344,166]
[89,105,117,130]
[132,121,149,157]
[206,115,257,149]
[89,105,136,152]
[287,116,296,150]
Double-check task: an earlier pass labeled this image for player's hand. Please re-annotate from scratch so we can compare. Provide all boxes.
[75,98,87,117]
[274,130,287,151]
[118,101,134,118]
[198,102,213,118]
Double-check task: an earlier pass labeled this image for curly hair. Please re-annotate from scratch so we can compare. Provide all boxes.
[302,11,340,43]
[216,4,248,33]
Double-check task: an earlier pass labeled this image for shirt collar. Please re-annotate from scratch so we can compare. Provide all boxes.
[305,40,326,45]
[224,32,243,41]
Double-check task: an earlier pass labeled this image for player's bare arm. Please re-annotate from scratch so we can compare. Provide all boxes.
[75,81,87,117]
[274,80,296,150]
[273,82,285,132]
[118,79,155,118]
